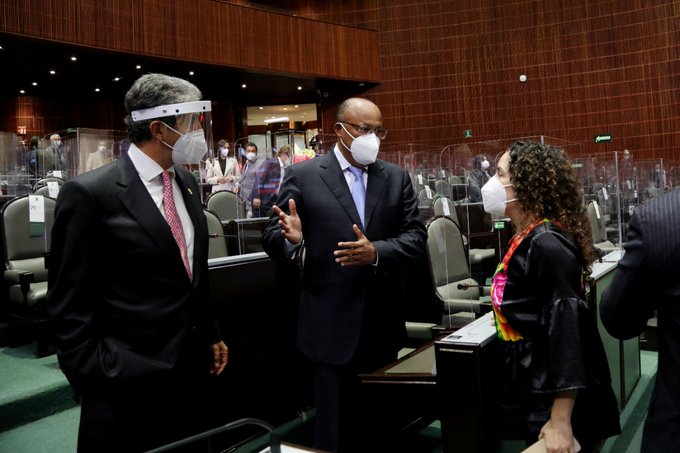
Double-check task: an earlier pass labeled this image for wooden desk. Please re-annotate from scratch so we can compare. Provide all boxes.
[359,314,502,452]
[359,343,438,415]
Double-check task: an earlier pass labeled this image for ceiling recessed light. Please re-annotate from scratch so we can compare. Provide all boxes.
[94,88,101,92]
[283,108,288,111]
[258,107,264,110]
[241,84,247,88]
[189,71,194,76]
[113,77,120,82]
[49,70,56,75]
[297,86,302,90]
[32,82,38,86]
[294,105,299,108]
[136,65,141,69]
[264,116,289,124]
[19,89,25,94]
[70,56,77,61]
[358,82,365,87]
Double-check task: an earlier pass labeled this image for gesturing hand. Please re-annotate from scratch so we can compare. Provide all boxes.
[210,341,228,376]
[334,224,377,267]
[272,199,302,245]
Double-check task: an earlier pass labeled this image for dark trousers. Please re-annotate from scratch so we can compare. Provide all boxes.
[312,346,399,452]
[77,351,217,452]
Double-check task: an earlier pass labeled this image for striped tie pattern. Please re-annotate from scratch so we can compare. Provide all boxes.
[161,171,192,280]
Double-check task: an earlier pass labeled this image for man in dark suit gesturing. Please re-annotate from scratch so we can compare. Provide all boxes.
[47,74,228,452]
[263,98,427,452]
[600,189,680,452]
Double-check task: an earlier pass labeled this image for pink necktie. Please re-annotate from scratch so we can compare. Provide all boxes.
[161,171,192,280]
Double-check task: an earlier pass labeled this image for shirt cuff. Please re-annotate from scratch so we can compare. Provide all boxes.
[283,235,304,259]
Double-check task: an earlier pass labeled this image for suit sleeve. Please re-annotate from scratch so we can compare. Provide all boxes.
[600,209,655,339]
[250,162,267,201]
[262,165,302,262]
[47,181,104,391]
[371,169,427,270]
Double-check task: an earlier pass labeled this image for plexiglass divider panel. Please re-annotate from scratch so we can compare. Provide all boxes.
[0,132,32,200]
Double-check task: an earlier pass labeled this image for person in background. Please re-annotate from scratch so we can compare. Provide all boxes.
[250,144,291,218]
[37,133,64,176]
[483,141,620,452]
[85,140,113,172]
[26,135,42,176]
[206,139,241,193]
[239,142,263,214]
[600,188,680,453]
[467,154,492,202]
[47,73,228,453]
[262,97,426,452]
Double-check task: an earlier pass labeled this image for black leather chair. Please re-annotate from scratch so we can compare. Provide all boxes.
[1,195,55,356]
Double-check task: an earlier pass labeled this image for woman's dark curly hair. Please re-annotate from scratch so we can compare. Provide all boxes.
[507,141,596,278]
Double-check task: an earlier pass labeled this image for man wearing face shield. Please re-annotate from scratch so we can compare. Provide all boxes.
[262,97,426,452]
[47,73,228,452]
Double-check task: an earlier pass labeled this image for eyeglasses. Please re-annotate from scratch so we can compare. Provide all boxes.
[340,121,388,140]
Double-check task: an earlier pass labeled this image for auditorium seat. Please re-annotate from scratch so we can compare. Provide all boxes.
[425,216,482,325]
[587,200,618,254]
[204,209,229,259]
[434,179,453,199]
[418,186,435,207]
[206,190,246,222]
[433,197,495,279]
[32,177,64,192]
[1,195,55,357]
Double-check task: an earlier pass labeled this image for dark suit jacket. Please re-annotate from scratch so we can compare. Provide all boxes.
[262,151,427,365]
[250,157,282,209]
[47,151,220,395]
[600,189,680,452]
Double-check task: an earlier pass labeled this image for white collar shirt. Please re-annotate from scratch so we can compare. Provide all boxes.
[127,143,194,273]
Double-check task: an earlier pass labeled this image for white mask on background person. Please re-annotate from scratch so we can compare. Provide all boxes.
[246,152,257,162]
[220,148,229,157]
[161,123,208,164]
[481,175,516,216]
[54,140,62,148]
[339,123,380,166]
[481,159,490,171]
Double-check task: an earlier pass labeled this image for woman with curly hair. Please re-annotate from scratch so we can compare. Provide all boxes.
[482,141,620,452]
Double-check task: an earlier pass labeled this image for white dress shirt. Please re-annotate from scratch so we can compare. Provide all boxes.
[127,144,195,273]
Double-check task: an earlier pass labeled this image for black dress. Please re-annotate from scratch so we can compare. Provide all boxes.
[495,222,621,448]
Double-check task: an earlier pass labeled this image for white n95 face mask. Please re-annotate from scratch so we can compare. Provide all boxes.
[339,123,380,166]
[162,123,209,165]
[481,175,516,216]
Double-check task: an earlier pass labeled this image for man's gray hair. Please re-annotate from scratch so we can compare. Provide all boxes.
[124,73,202,143]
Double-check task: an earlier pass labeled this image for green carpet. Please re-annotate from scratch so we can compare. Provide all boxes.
[0,347,659,453]
[0,345,76,432]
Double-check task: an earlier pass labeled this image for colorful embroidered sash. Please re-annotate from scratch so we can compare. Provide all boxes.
[491,218,551,342]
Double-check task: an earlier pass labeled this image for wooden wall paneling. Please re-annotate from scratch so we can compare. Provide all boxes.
[0,0,380,83]
[293,0,679,161]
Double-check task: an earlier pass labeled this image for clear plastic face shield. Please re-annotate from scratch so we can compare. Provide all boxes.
[131,100,213,165]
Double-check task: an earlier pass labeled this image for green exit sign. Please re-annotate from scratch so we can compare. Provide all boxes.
[493,221,506,230]
[464,129,473,138]
[594,134,612,143]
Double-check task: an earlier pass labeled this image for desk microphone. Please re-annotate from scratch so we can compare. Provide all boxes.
[457,283,491,290]
[208,233,237,238]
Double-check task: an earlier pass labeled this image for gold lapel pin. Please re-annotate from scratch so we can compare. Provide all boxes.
[187,188,193,195]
